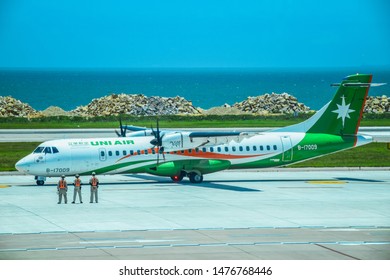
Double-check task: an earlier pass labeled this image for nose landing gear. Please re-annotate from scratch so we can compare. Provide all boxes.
[35,176,46,186]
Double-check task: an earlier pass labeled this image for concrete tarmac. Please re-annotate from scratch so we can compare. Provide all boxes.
[0,169,389,260]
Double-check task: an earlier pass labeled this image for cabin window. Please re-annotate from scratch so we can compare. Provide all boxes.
[253,146,257,151]
[195,148,200,153]
[217,147,221,152]
[232,146,236,152]
[130,150,134,155]
[202,147,207,153]
[100,151,105,157]
[152,149,156,154]
[266,145,271,151]
[137,150,141,155]
[108,151,113,156]
[239,146,243,152]
[189,149,192,153]
[115,151,120,156]
[273,145,277,150]
[143,149,148,155]
[210,147,214,152]
[260,146,264,151]
[123,150,127,156]
[246,146,250,151]
[180,150,185,154]
[225,147,229,152]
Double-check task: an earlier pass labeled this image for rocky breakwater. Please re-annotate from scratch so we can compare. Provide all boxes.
[364,95,389,113]
[0,96,37,117]
[233,93,310,115]
[71,93,202,117]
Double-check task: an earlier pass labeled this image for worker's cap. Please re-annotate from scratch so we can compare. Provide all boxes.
[61,175,65,178]
[92,172,96,175]
[75,174,79,177]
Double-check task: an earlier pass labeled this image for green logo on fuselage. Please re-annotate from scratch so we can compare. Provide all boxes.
[90,140,135,146]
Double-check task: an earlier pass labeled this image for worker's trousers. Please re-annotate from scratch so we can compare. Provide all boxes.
[73,187,82,202]
[90,187,98,203]
[58,189,67,204]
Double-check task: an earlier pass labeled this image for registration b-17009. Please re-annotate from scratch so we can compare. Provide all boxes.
[15,74,382,185]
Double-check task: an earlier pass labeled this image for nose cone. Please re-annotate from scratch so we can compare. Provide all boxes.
[15,157,30,174]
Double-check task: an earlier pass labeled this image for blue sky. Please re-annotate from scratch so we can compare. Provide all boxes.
[0,0,389,68]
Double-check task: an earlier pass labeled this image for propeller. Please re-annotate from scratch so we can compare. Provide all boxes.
[150,119,165,164]
[115,118,127,137]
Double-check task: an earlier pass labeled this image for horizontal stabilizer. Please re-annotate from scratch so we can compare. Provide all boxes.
[331,82,386,87]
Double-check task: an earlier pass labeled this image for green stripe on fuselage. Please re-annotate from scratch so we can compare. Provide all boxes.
[230,133,355,169]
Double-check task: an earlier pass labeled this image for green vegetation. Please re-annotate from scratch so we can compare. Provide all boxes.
[0,142,40,172]
[1,142,388,172]
[292,143,390,167]
[0,113,389,129]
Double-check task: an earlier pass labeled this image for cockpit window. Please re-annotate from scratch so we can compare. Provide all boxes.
[33,146,45,154]
[44,147,52,154]
[52,147,59,153]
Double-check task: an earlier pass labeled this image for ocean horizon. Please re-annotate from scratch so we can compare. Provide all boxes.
[1,68,389,112]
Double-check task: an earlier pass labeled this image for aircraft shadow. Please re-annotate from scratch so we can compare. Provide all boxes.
[125,174,261,192]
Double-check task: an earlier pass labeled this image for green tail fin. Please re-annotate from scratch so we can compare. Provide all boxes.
[274,74,373,135]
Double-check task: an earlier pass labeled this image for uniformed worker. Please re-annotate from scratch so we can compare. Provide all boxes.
[89,172,99,203]
[57,175,68,204]
[72,174,83,204]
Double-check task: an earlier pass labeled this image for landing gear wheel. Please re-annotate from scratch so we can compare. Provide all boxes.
[36,180,45,186]
[189,172,203,183]
[171,174,183,182]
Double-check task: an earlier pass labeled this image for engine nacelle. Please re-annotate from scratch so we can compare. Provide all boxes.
[161,132,205,152]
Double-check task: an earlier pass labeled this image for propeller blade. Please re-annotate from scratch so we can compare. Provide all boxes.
[115,118,125,137]
[151,118,165,165]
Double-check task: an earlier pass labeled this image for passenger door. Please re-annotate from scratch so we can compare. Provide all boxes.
[280,136,293,162]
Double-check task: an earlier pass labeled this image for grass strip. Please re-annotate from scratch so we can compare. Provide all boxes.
[0,114,389,129]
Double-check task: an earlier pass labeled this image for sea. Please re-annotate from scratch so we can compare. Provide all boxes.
[0,68,389,111]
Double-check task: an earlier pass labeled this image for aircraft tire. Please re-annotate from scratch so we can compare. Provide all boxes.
[36,180,45,186]
[171,175,183,182]
[171,171,186,183]
[189,172,203,183]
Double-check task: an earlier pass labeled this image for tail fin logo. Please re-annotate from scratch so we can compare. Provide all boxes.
[331,95,355,127]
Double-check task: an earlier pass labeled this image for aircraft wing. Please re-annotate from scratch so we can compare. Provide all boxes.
[188,131,253,146]
[158,131,256,151]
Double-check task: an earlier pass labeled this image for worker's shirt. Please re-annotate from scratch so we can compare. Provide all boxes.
[74,179,81,187]
[58,180,67,189]
[90,177,99,187]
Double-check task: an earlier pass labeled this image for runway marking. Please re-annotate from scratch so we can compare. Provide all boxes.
[104,188,169,191]
[79,239,180,244]
[306,180,346,185]
[2,241,390,253]
[0,185,10,188]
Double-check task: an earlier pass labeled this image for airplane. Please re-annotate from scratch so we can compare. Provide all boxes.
[15,74,383,185]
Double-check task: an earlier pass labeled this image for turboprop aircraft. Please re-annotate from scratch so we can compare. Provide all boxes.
[15,74,381,185]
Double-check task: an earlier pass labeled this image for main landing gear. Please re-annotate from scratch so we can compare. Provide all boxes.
[170,171,204,184]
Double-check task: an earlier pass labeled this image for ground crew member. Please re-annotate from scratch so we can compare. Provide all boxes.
[57,175,68,204]
[89,172,99,203]
[72,174,83,204]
